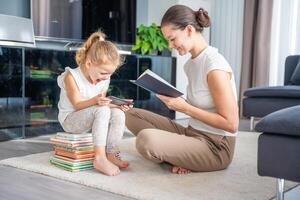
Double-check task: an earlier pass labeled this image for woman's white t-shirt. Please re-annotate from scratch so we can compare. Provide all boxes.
[184,46,238,136]
[57,67,110,125]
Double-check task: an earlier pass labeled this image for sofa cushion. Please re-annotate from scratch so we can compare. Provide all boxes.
[243,97,300,118]
[244,85,300,98]
[290,60,300,85]
[255,105,300,136]
[258,133,300,182]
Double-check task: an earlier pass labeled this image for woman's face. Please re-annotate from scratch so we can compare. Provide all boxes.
[161,24,193,56]
[86,60,117,85]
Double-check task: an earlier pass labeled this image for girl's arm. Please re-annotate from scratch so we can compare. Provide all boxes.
[158,70,239,133]
[64,72,111,111]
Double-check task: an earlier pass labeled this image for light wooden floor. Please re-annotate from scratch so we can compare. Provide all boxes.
[0,119,299,200]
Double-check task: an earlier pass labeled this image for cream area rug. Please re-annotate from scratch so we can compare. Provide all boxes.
[0,131,298,200]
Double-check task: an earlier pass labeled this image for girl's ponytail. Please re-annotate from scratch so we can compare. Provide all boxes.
[75,31,107,66]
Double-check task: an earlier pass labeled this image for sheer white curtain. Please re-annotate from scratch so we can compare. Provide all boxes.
[269,0,300,86]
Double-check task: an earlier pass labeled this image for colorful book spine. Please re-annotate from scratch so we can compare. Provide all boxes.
[50,132,95,172]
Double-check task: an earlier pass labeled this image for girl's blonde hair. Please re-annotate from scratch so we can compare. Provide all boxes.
[75,31,124,68]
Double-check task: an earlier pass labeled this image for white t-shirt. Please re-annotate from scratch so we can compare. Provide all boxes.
[57,67,110,124]
[184,46,238,136]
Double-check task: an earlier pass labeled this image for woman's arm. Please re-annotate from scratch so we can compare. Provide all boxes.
[186,70,239,133]
[158,70,239,133]
[64,72,111,111]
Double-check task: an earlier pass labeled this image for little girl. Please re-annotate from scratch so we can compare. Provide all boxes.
[57,31,130,176]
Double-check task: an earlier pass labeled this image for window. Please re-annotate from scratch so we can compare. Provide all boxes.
[269,0,300,85]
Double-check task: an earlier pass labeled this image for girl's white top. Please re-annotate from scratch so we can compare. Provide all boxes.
[57,67,110,124]
[184,46,238,136]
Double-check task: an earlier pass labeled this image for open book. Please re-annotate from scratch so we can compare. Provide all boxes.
[130,69,183,97]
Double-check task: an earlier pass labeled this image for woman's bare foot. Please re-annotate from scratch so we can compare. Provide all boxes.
[93,157,120,176]
[171,166,191,174]
[107,153,130,169]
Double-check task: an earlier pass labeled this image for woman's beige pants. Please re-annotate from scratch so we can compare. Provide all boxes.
[125,108,235,172]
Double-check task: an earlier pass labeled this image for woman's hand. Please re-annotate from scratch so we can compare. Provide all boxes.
[156,94,189,112]
[95,93,112,106]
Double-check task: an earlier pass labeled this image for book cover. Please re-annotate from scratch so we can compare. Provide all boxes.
[54,136,93,142]
[56,132,92,139]
[55,149,95,159]
[50,160,93,172]
[54,154,94,162]
[50,142,93,148]
[130,69,183,98]
[51,157,93,167]
[50,137,93,145]
[50,141,93,148]
[53,145,94,153]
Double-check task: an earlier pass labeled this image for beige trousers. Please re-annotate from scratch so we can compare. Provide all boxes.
[125,108,235,172]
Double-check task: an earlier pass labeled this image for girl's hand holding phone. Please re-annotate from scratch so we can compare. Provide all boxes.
[107,96,133,111]
[119,104,133,112]
[95,93,112,106]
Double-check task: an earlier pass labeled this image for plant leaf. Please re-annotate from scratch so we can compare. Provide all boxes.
[135,23,170,55]
[141,41,150,55]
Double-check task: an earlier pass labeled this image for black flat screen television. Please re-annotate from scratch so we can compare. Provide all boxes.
[31,0,136,44]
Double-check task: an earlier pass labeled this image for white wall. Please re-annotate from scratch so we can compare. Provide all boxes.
[210,0,244,96]
[137,0,178,27]
[136,0,149,26]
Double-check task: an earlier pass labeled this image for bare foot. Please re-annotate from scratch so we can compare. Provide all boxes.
[107,153,130,169]
[171,166,191,174]
[93,157,120,176]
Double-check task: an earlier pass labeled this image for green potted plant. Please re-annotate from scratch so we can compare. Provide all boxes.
[132,23,171,55]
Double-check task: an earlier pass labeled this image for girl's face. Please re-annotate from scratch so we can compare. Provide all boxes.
[85,59,117,85]
[161,24,193,56]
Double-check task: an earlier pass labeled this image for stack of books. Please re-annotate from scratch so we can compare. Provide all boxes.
[49,132,95,172]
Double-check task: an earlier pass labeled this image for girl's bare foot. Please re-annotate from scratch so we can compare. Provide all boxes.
[107,153,130,169]
[93,157,120,176]
[171,166,191,174]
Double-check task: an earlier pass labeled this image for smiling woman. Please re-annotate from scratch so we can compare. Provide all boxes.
[125,4,239,174]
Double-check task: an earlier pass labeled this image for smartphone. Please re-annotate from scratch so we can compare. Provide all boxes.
[108,96,134,106]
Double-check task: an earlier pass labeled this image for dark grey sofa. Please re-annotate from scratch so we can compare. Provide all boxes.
[255,105,300,200]
[243,55,300,130]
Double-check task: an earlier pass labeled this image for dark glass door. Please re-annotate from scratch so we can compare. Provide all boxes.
[0,47,23,140]
[24,49,76,137]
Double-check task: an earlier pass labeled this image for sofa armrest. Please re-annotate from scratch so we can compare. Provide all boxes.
[243,85,300,98]
[255,105,300,137]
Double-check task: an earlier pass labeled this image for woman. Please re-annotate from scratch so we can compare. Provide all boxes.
[125,5,239,174]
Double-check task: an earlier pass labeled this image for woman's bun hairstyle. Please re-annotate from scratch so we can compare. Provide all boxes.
[161,5,211,33]
[195,8,211,28]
